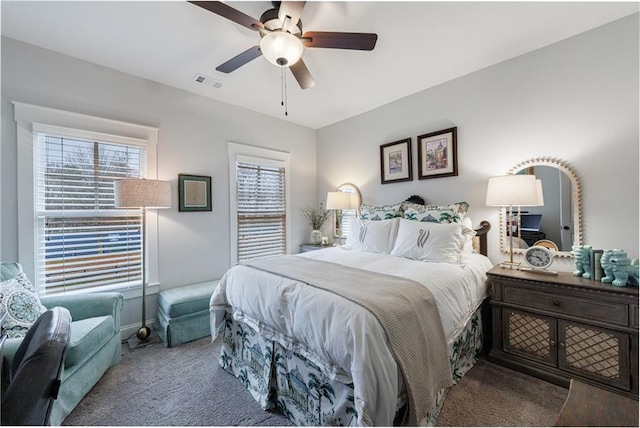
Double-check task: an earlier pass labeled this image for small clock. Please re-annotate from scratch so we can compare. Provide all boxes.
[523,245,558,275]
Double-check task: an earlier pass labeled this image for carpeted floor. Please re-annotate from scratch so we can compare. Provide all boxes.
[64,334,568,426]
[437,358,568,426]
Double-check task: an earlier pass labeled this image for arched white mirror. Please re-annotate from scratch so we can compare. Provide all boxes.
[500,158,582,257]
[333,183,362,239]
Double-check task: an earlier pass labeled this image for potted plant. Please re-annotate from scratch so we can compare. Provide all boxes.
[301,203,330,244]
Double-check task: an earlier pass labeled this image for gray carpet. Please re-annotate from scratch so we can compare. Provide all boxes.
[438,358,568,426]
[64,334,568,426]
[64,334,292,426]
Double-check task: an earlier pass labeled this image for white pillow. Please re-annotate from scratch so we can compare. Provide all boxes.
[390,219,472,263]
[462,217,477,253]
[345,218,398,254]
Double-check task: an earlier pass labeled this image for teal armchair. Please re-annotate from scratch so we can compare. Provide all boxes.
[1,262,123,425]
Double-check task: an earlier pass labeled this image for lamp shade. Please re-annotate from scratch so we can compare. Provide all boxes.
[326,191,353,210]
[260,31,304,67]
[114,179,172,209]
[485,175,539,207]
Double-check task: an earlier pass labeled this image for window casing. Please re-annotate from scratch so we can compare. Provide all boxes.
[35,128,146,293]
[228,143,290,265]
[15,102,160,296]
[236,161,287,262]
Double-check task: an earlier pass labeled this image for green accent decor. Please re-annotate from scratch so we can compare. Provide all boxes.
[1,261,123,426]
[154,280,218,347]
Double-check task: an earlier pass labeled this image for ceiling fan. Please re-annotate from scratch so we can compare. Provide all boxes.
[189,1,378,89]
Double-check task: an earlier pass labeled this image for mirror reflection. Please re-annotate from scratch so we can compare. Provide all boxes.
[501,159,582,257]
[333,183,361,239]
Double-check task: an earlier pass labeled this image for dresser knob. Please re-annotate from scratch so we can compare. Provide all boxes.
[552,300,560,306]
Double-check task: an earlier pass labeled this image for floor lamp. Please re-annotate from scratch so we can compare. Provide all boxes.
[486,174,539,269]
[114,178,171,341]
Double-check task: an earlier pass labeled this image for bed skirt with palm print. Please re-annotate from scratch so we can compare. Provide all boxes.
[218,305,484,426]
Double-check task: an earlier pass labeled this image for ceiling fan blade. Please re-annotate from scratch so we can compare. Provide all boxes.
[279,1,306,33]
[216,46,262,73]
[189,1,264,32]
[289,59,316,90]
[302,31,378,51]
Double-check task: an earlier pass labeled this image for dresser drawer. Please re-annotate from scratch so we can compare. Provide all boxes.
[503,285,628,326]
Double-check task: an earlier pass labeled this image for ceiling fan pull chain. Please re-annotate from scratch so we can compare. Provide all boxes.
[280,66,288,116]
[284,67,289,116]
[280,67,284,107]
[281,66,285,109]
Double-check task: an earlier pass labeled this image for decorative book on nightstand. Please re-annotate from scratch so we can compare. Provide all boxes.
[487,266,639,399]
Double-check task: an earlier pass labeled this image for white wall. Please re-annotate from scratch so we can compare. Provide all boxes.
[1,37,317,332]
[317,14,639,271]
[1,13,638,332]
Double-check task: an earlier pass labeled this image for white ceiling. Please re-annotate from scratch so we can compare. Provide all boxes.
[2,1,638,129]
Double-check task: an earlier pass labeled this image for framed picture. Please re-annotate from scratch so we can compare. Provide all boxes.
[178,174,212,212]
[380,138,412,184]
[417,127,458,180]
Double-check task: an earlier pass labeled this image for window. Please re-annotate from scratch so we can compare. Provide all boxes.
[236,161,286,262]
[228,143,290,265]
[15,102,160,295]
[339,209,357,240]
[35,128,145,293]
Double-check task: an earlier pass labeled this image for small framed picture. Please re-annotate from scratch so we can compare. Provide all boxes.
[380,138,412,184]
[417,127,458,180]
[178,174,212,212]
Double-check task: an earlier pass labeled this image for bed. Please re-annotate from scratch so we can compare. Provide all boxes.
[210,200,492,426]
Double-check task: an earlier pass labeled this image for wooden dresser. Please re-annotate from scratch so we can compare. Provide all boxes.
[487,266,639,399]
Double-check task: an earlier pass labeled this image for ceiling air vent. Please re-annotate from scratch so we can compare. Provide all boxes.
[192,73,222,89]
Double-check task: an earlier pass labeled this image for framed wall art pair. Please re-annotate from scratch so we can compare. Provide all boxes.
[380,127,458,184]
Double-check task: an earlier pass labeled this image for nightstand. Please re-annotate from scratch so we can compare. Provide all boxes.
[487,266,639,399]
[299,243,333,253]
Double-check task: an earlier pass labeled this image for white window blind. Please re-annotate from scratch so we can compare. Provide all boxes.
[236,161,286,262]
[35,130,146,293]
[339,209,357,239]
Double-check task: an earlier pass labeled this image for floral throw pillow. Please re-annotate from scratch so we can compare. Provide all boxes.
[359,203,403,221]
[0,272,47,339]
[403,201,469,224]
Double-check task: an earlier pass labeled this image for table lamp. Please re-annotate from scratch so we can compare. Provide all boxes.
[486,174,539,269]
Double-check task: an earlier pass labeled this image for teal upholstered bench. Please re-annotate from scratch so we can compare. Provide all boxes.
[154,280,218,347]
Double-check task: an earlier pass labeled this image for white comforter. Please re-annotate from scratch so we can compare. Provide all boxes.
[209,247,493,426]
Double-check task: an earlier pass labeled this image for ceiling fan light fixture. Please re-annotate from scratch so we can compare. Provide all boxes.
[260,31,303,67]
